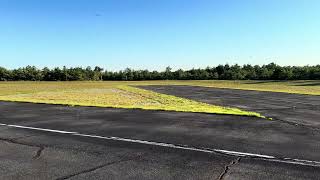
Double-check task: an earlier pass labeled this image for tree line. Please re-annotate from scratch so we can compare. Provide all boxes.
[0,63,320,81]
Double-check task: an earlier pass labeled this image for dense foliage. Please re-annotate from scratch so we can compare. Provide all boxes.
[1,63,320,81]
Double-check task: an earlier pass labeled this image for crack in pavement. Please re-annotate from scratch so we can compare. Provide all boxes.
[1,123,320,167]
[0,137,42,148]
[270,117,320,132]
[0,137,45,160]
[33,146,44,159]
[217,157,241,180]
[55,154,145,180]
[139,86,320,130]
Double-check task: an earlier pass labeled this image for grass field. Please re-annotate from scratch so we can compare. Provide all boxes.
[0,80,319,118]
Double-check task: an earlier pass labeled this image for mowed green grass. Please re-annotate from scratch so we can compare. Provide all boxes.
[0,80,318,118]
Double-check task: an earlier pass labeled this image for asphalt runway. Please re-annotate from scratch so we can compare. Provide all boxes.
[140,85,320,129]
[0,100,320,179]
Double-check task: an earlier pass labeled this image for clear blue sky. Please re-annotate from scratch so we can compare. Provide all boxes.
[0,0,319,70]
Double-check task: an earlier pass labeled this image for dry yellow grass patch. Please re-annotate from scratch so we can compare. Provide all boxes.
[0,81,264,118]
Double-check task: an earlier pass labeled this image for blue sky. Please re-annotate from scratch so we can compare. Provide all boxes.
[0,0,319,70]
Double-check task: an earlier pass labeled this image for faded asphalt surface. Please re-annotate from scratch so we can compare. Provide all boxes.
[0,85,320,179]
[140,85,320,128]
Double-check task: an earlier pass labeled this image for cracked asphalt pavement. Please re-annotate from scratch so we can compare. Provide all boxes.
[1,85,320,179]
[140,85,320,129]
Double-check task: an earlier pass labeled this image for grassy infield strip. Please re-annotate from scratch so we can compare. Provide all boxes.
[0,82,264,118]
[3,80,318,119]
[119,86,264,117]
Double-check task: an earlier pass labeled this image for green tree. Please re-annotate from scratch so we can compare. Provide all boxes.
[0,67,11,81]
[94,66,104,80]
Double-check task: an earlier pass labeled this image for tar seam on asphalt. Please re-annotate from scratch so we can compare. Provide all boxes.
[270,116,320,131]
[33,146,45,159]
[55,154,144,180]
[0,136,45,159]
[217,157,241,180]
[1,123,320,168]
